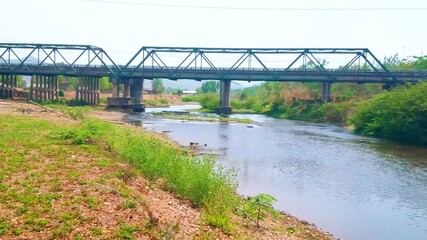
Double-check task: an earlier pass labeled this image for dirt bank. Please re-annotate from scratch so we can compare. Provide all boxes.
[0,100,335,240]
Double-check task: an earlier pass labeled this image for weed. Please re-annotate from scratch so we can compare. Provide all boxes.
[89,227,104,237]
[115,225,137,240]
[287,227,297,234]
[12,227,23,235]
[122,199,137,209]
[0,220,8,236]
[97,159,112,167]
[24,218,49,232]
[86,197,99,209]
[51,222,73,239]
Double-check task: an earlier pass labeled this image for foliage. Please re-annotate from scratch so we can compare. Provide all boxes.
[99,77,112,92]
[173,89,184,95]
[58,89,65,97]
[244,194,279,227]
[152,79,165,94]
[115,225,137,240]
[350,82,427,145]
[0,220,7,236]
[181,95,199,102]
[197,93,220,111]
[201,81,219,93]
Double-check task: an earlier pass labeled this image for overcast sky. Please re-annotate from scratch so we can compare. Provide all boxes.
[1,0,427,64]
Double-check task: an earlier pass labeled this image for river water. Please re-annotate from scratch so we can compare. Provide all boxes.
[128,106,427,240]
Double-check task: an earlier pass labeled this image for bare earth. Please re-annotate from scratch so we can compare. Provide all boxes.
[0,100,335,240]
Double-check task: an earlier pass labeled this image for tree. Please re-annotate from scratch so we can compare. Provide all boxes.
[413,56,427,69]
[152,79,165,94]
[201,81,219,93]
[99,77,112,92]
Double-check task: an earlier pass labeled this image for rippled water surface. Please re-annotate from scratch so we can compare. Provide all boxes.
[129,107,427,240]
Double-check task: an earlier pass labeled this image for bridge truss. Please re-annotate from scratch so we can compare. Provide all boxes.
[123,47,424,83]
[0,43,425,83]
[0,43,122,77]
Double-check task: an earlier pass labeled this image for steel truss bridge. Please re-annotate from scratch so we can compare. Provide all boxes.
[0,43,426,83]
[1,43,426,113]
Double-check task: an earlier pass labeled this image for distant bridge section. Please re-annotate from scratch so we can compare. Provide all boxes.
[1,43,426,113]
[123,47,426,83]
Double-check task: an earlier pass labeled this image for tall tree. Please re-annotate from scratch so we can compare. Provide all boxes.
[201,81,219,93]
[152,79,165,94]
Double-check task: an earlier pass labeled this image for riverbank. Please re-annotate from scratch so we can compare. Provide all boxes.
[0,100,334,239]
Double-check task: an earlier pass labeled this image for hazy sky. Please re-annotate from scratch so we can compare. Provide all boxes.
[1,0,427,64]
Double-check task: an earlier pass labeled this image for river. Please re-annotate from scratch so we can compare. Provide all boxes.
[128,105,427,240]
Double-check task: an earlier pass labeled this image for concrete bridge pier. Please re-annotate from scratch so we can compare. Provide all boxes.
[107,78,133,109]
[130,78,145,112]
[321,82,332,102]
[0,75,17,99]
[76,77,99,104]
[107,78,145,112]
[30,76,59,101]
[216,80,232,115]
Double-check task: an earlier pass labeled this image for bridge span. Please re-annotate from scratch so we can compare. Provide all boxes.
[1,43,426,113]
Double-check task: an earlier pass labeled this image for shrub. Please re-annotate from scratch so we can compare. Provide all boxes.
[350,82,427,145]
[198,93,220,111]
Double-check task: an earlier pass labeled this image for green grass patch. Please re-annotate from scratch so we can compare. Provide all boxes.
[144,98,169,107]
[152,112,253,124]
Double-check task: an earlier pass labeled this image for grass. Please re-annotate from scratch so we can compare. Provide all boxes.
[0,115,145,238]
[144,98,169,107]
[0,103,333,239]
[152,112,253,124]
[0,112,239,237]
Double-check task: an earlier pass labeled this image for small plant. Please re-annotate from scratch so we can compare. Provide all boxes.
[89,227,104,237]
[244,193,279,227]
[0,219,8,236]
[115,225,137,240]
[65,108,85,120]
[123,199,137,209]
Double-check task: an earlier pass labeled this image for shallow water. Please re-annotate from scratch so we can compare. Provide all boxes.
[129,107,427,240]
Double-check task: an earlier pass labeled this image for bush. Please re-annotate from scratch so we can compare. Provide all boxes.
[181,95,198,102]
[198,93,220,111]
[350,82,427,145]
[58,89,64,97]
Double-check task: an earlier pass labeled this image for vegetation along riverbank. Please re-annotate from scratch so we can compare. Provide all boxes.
[180,55,427,146]
[0,100,333,239]
[185,81,426,146]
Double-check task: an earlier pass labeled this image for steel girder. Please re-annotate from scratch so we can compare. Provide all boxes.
[0,43,123,77]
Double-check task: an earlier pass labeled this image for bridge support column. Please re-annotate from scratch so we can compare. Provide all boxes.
[30,76,59,101]
[321,82,332,102]
[217,80,232,115]
[0,75,18,99]
[76,77,99,105]
[130,79,145,112]
[123,83,131,98]
[107,78,134,110]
